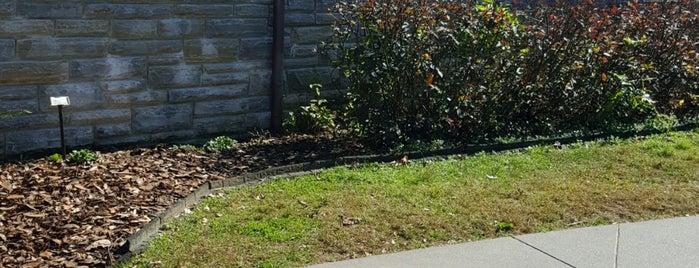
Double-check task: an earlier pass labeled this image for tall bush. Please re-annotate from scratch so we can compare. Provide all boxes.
[328,0,699,146]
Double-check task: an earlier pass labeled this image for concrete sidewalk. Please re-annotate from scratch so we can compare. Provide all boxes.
[307,216,699,268]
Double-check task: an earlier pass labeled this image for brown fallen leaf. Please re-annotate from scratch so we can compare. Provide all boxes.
[0,179,12,192]
[23,212,46,218]
[86,239,111,250]
[20,261,43,268]
[6,194,24,200]
[175,172,195,178]
[340,215,361,226]
[398,155,409,165]
[24,203,38,211]
[139,184,154,191]
[73,184,87,191]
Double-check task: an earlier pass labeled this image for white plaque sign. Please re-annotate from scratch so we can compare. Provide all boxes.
[50,96,71,106]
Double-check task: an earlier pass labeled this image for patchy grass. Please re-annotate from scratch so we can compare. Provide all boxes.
[123,131,699,268]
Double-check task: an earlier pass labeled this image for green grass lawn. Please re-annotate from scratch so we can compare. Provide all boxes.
[123,130,699,268]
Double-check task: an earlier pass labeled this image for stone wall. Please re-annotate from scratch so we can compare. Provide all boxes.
[0,0,334,158]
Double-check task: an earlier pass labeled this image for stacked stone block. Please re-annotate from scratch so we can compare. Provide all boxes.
[0,0,337,158]
[284,0,337,106]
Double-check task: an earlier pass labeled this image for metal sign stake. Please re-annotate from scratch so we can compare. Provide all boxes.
[50,96,71,158]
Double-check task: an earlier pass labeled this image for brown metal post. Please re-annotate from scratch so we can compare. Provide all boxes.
[270,0,285,134]
[58,105,66,157]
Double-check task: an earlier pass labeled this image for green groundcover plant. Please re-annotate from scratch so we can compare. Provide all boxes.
[203,136,239,152]
[68,149,99,164]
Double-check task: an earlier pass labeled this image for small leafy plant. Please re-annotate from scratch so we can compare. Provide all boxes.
[0,97,31,119]
[645,114,678,133]
[68,149,99,164]
[204,136,238,152]
[283,84,336,134]
[495,221,514,232]
[0,110,30,119]
[47,153,63,162]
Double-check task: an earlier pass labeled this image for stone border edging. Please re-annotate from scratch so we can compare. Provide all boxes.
[111,123,697,265]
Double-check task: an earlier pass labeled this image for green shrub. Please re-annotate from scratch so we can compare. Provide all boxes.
[68,149,99,164]
[328,0,699,146]
[283,84,337,134]
[204,136,238,152]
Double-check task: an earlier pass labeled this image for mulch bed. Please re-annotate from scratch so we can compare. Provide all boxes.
[0,133,369,267]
